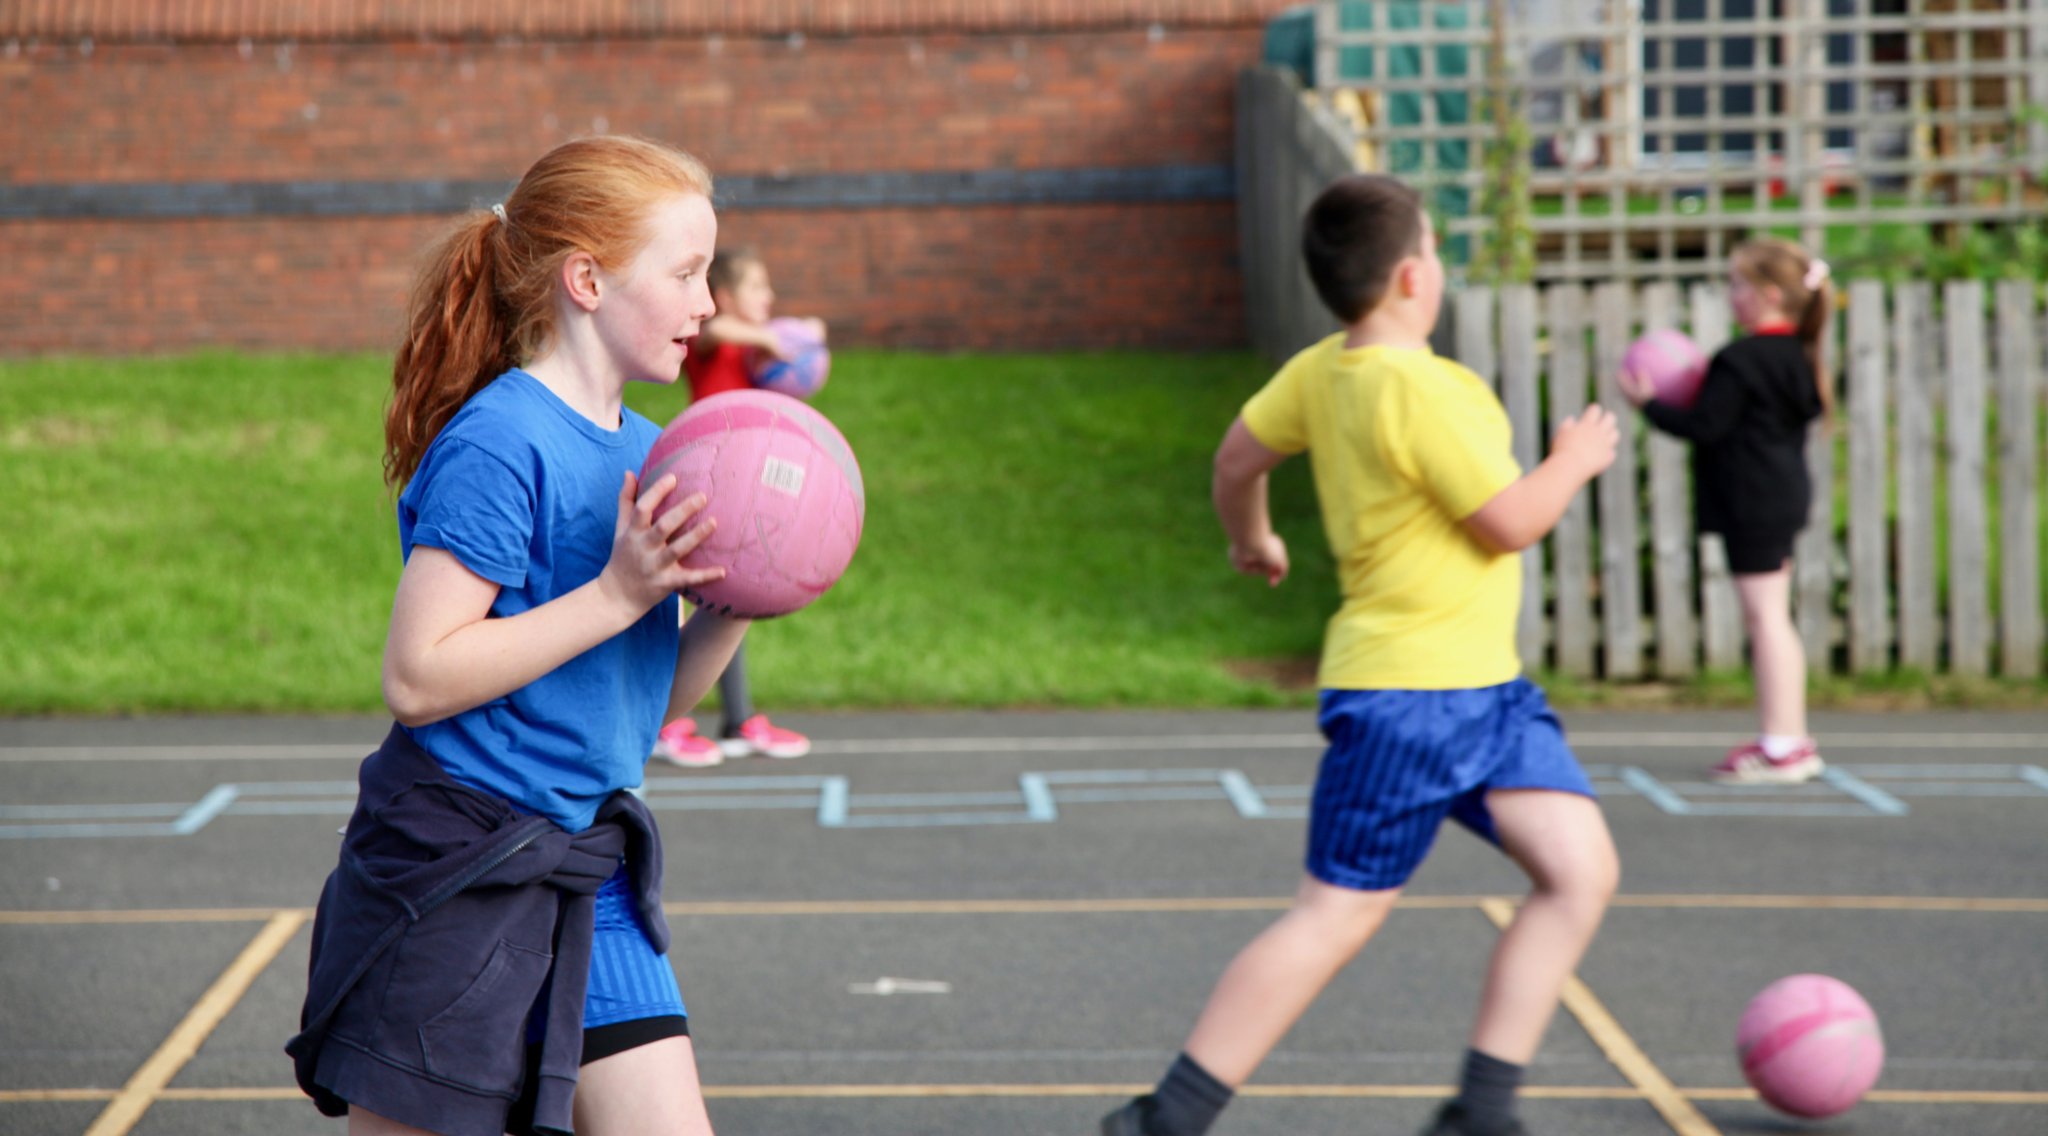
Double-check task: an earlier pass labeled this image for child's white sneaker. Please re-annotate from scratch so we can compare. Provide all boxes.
[719,714,811,759]
[1710,739,1823,784]
[651,719,724,768]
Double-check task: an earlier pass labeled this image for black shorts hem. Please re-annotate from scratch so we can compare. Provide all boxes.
[1717,528,1799,574]
[582,1015,690,1064]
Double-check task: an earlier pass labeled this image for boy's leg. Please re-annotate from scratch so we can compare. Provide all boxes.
[1106,875,1399,1136]
[1184,873,1402,1085]
[1469,788,1619,1064]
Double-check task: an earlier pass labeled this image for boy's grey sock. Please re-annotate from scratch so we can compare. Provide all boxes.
[1148,1052,1233,1136]
[1453,1047,1525,1132]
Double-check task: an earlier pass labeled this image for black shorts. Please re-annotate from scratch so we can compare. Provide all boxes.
[1720,527,1798,575]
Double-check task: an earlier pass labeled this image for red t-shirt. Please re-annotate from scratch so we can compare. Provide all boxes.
[683,339,752,401]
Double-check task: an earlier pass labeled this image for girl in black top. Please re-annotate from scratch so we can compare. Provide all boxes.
[1620,237,1832,785]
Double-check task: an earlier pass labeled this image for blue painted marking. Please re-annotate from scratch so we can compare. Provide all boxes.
[173,785,239,834]
[662,796,829,811]
[1053,787,1247,805]
[1821,768,1911,816]
[1218,771,1269,818]
[0,821,182,839]
[0,803,192,819]
[817,777,850,827]
[9,763,2048,837]
[1618,768,1694,815]
[833,811,1051,829]
[1018,775,1058,822]
[1848,764,2027,778]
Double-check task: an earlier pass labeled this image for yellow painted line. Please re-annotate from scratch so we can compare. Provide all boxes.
[1610,894,2048,914]
[665,895,1478,916]
[1866,1089,2048,1105]
[80,910,306,1136]
[8,1083,2046,1107]
[1,893,2045,926]
[157,1087,311,1101]
[1481,899,1722,1136]
[0,907,313,925]
[0,1088,118,1102]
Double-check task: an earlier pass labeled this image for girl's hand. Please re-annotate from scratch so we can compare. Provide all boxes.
[601,471,726,613]
[803,317,827,343]
[1229,531,1290,587]
[1617,366,1656,408]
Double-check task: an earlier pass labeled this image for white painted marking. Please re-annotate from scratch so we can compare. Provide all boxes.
[848,977,952,996]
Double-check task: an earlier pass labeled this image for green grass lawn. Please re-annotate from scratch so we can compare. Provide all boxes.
[0,350,1338,715]
[6,349,2038,717]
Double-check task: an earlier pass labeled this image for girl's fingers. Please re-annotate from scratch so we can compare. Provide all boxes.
[634,473,680,523]
[654,492,709,539]
[669,516,718,557]
[675,565,729,588]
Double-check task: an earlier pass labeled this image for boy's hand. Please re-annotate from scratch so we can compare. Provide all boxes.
[1229,532,1290,587]
[1551,404,1621,481]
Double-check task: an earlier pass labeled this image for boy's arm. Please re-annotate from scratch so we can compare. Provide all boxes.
[1461,404,1619,555]
[1213,416,1291,586]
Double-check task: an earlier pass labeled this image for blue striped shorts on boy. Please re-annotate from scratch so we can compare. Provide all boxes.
[1306,677,1595,891]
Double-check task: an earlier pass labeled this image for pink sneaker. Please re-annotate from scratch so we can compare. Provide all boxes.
[651,719,723,768]
[719,714,811,760]
[1711,739,1824,784]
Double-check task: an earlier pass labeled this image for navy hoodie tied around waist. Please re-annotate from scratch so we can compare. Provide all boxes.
[286,724,667,1136]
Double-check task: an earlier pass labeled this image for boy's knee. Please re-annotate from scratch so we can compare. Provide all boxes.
[1292,880,1400,942]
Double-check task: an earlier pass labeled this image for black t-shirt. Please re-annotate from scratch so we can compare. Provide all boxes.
[1643,332,1825,534]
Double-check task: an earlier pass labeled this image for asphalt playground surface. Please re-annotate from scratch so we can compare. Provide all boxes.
[2,707,2045,1136]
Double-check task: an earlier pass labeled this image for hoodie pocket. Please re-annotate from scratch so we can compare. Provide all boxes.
[416,937,552,1092]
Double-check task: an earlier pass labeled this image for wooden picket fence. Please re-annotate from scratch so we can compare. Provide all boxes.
[1452,277,2047,680]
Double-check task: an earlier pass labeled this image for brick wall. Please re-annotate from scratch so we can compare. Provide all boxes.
[3,5,1295,355]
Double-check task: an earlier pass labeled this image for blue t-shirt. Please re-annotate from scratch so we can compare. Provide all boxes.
[396,369,681,832]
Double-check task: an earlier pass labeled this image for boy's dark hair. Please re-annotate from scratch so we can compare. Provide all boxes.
[707,246,762,295]
[1301,174,1425,323]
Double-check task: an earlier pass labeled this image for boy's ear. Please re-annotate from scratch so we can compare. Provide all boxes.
[1392,255,1421,300]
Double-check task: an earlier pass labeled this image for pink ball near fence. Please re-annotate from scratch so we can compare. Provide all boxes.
[1736,974,1885,1119]
[1624,327,1708,408]
[747,317,831,400]
[639,389,864,619]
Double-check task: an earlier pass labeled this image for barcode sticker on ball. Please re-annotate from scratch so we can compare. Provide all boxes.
[760,456,807,497]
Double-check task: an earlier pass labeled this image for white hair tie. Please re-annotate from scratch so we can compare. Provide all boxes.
[1803,258,1830,290]
[490,203,509,225]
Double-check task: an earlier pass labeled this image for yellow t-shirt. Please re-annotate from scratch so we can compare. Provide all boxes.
[1241,334,1524,690]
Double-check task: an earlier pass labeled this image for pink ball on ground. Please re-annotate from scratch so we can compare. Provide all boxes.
[1624,327,1709,408]
[640,389,864,619]
[1737,974,1885,1119]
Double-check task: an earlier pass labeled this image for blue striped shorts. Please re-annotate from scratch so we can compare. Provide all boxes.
[584,860,687,1028]
[1305,678,1596,892]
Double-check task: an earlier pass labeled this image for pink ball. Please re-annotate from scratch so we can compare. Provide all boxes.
[747,317,831,400]
[1737,974,1885,1119]
[1624,327,1708,408]
[641,389,865,619]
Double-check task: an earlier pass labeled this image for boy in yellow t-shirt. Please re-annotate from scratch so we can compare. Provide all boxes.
[1103,175,1621,1136]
